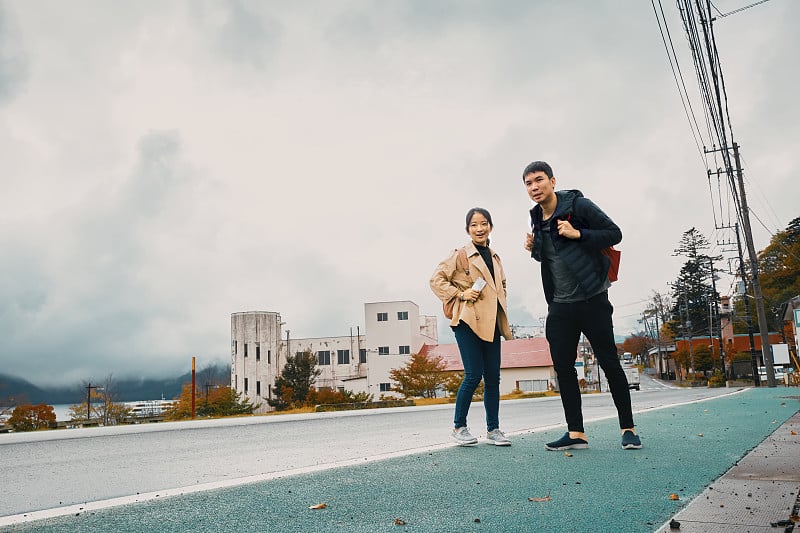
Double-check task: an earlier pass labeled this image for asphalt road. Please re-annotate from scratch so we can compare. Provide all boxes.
[0,380,733,522]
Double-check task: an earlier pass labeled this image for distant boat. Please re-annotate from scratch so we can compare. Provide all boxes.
[124,399,176,418]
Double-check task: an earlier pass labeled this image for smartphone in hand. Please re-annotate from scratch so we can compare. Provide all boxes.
[472,278,487,292]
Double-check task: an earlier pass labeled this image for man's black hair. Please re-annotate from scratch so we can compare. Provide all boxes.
[522,161,553,180]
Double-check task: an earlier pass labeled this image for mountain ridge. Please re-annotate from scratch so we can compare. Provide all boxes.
[0,364,229,405]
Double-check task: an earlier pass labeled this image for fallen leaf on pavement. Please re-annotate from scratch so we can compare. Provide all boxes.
[698,433,703,437]
[393,518,406,525]
[309,503,327,510]
[528,495,552,502]
[669,493,680,501]
[791,430,797,436]
[565,452,573,457]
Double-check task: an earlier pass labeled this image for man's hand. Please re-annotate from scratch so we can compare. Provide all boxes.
[557,219,581,240]
[524,232,533,252]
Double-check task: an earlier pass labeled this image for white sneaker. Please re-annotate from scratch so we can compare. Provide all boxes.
[451,427,478,446]
[486,428,511,446]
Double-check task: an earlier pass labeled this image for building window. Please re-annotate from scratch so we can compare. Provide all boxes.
[244,378,249,393]
[359,348,367,363]
[397,311,408,320]
[268,349,271,364]
[234,341,237,354]
[378,346,390,355]
[399,345,410,355]
[337,349,350,365]
[377,312,388,322]
[256,381,261,396]
[256,346,261,361]
[318,350,331,365]
[379,383,392,392]
[244,344,248,357]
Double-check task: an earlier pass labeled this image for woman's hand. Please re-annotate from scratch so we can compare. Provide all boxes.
[461,288,480,303]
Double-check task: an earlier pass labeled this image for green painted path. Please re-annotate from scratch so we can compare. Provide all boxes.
[7,388,799,533]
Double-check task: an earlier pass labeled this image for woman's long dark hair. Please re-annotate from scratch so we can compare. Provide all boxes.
[465,207,493,231]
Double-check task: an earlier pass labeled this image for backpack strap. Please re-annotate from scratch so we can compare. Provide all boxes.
[457,247,470,275]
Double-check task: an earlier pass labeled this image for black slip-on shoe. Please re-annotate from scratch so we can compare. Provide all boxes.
[545,432,589,451]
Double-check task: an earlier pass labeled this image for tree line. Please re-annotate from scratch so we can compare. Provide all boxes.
[623,216,800,380]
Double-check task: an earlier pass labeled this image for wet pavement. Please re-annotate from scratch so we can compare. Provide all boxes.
[655,408,800,532]
[1,386,798,532]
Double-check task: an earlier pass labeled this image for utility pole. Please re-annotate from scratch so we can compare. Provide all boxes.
[85,383,99,422]
[735,222,760,385]
[669,2,776,386]
[732,143,775,387]
[708,257,725,375]
[651,308,663,378]
[679,285,694,376]
[191,356,196,419]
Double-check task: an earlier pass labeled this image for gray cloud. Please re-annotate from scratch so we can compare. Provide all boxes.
[192,0,283,70]
[0,4,28,104]
[0,1,796,387]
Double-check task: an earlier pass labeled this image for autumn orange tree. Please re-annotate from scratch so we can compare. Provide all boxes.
[9,403,56,431]
[389,353,447,398]
[305,388,373,406]
[443,372,484,400]
[68,376,130,425]
[622,334,651,363]
[166,384,258,420]
[692,345,714,373]
[755,216,800,332]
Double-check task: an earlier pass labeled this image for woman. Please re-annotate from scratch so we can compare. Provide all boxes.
[430,207,513,446]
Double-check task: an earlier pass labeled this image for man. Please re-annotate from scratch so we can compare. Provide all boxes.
[522,160,641,450]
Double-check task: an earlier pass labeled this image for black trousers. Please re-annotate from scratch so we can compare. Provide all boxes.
[545,291,634,433]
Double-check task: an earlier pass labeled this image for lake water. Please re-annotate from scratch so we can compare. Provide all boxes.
[51,404,80,421]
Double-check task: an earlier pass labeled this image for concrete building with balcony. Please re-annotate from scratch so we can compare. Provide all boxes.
[231,301,438,413]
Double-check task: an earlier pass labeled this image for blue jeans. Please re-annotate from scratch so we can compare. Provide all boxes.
[545,291,634,433]
[453,321,501,431]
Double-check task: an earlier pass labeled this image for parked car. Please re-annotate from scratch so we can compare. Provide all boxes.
[758,366,788,381]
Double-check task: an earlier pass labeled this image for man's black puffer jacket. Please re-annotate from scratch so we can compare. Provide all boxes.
[529,189,622,304]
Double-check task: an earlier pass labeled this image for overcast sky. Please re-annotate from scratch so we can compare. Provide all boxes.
[1,1,797,388]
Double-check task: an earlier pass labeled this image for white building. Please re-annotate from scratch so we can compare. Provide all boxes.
[231,301,438,413]
[230,311,285,412]
[419,338,555,396]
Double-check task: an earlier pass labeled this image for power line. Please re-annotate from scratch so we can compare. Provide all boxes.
[740,154,785,233]
[659,0,777,385]
[710,0,775,18]
[651,0,707,165]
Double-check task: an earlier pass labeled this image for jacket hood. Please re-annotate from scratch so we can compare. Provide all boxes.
[553,189,584,216]
[530,189,584,226]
